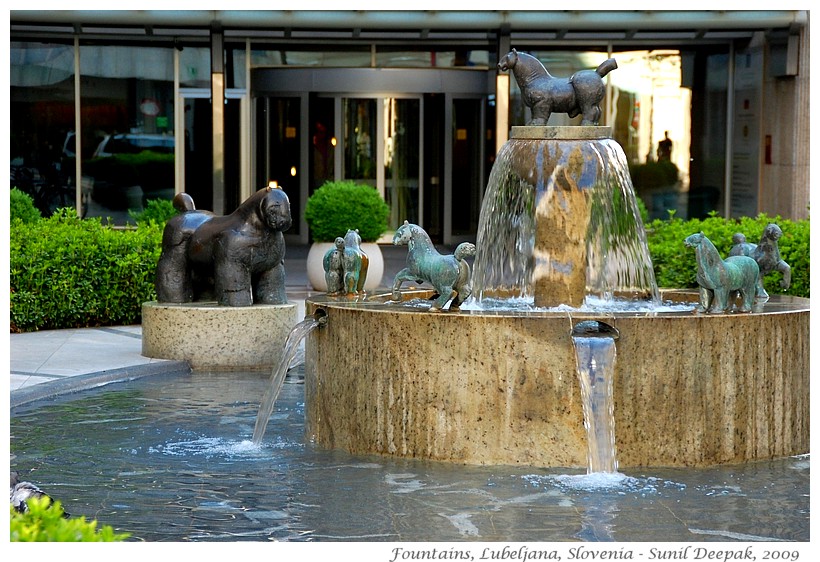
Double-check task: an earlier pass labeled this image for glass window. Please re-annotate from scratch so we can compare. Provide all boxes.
[375,48,490,68]
[79,45,175,224]
[226,43,246,89]
[251,48,371,68]
[607,49,693,220]
[10,41,77,217]
[179,47,210,88]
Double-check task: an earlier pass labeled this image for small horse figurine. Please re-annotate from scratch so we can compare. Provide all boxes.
[684,232,759,313]
[392,221,476,312]
[728,223,791,298]
[497,49,617,126]
[342,229,369,294]
[323,237,346,295]
[322,229,370,295]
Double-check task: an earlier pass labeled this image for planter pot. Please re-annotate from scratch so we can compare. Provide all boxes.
[306,242,384,292]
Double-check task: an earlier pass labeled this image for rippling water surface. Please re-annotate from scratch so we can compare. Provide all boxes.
[10,370,809,542]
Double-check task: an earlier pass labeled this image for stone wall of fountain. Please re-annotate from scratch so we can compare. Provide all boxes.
[305,293,808,468]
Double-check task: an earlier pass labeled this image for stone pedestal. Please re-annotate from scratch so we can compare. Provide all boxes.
[142,301,298,371]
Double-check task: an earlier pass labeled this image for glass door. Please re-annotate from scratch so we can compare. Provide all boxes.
[448,96,485,241]
[342,98,377,185]
[254,96,302,235]
[180,94,213,211]
[338,96,423,234]
[383,97,421,228]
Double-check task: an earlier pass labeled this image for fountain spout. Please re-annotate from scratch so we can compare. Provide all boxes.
[571,320,619,340]
[312,306,328,327]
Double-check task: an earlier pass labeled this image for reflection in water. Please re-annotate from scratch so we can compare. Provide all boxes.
[10,370,809,542]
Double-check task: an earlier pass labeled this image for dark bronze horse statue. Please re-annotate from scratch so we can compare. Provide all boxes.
[498,49,617,126]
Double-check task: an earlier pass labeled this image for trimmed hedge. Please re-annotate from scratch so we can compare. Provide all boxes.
[646,212,809,298]
[10,208,163,332]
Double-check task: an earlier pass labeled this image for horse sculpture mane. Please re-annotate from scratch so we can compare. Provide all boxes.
[684,232,759,313]
[392,221,476,312]
[497,49,617,126]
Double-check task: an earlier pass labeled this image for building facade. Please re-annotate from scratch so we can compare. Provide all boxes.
[10,10,810,244]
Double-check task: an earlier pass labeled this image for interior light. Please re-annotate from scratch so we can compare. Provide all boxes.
[290,166,297,177]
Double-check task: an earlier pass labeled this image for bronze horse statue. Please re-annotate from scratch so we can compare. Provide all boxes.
[497,49,617,126]
[684,232,759,313]
[392,221,475,312]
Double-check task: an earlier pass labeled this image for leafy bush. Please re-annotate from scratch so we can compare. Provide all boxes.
[10,497,130,542]
[629,160,679,190]
[10,208,163,332]
[646,212,809,298]
[304,180,390,242]
[10,187,42,223]
[128,197,179,225]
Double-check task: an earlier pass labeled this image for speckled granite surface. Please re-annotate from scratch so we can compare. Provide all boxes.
[142,301,298,371]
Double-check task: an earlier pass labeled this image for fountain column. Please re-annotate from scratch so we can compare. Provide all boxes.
[472,126,657,308]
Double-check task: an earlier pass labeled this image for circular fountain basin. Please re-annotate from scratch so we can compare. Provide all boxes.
[304,291,809,468]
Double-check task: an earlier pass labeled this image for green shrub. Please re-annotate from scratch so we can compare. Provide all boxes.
[304,180,390,242]
[10,497,130,542]
[10,208,163,332]
[646,212,809,298]
[10,188,42,223]
[629,160,679,191]
[128,197,179,225]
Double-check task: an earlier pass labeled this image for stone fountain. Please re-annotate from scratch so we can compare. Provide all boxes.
[302,52,809,469]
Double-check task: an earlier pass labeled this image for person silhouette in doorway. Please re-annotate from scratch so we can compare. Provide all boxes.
[657,131,672,162]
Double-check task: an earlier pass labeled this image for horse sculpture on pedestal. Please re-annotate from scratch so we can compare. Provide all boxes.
[392,221,476,312]
[497,49,617,126]
[684,232,759,313]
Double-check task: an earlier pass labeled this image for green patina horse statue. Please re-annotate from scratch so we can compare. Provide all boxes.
[684,232,759,313]
[392,221,476,312]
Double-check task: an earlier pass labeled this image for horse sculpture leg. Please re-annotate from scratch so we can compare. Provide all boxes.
[391,268,422,301]
[697,287,712,313]
[430,287,456,312]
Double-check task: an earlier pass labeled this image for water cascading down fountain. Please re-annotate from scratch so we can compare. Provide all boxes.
[299,51,808,470]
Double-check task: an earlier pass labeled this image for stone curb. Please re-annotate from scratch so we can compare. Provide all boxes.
[10,360,191,409]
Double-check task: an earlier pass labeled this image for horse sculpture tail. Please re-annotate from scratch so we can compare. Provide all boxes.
[596,58,618,77]
[454,242,477,261]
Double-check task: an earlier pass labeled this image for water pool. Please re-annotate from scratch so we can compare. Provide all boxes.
[10,369,809,543]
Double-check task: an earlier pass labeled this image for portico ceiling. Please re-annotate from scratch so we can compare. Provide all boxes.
[11,10,808,43]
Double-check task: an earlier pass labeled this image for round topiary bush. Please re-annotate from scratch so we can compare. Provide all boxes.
[10,188,42,224]
[304,180,390,242]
